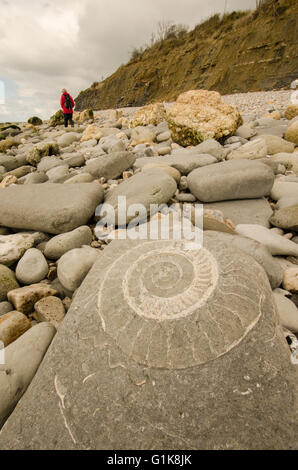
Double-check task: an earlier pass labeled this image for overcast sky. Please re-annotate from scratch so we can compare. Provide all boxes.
[0,0,256,122]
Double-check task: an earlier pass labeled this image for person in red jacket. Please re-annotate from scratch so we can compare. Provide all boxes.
[60,88,75,128]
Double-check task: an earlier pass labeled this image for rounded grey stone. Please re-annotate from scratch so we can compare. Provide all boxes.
[64,173,94,184]
[37,157,64,173]
[46,165,69,183]
[134,153,217,175]
[61,153,85,168]
[86,151,136,180]
[104,168,177,225]
[44,226,93,260]
[19,171,48,185]
[187,159,274,202]
[204,198,273,227]
[16,248,48,285]
[57,246,99,291]
[156,131,171,142]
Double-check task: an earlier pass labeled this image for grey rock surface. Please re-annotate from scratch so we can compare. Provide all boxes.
[204,198,273,227]
[253,134,294,154]
[64,173,94,184]
[46,165,69,183]
[57,133,80,148]
[0,235,296,449]
[236,224,298,256]
[61,153,85,168]
[0,302,14,316]
[0,183,104,234]
[273,292,298,333]
[19,171,48,185]
[57,246,99,291]
[0,155,22,172]
[37,156,64,173]
[187,160,274,202]
[103,168,177,225]
[0,323,56,428]
[86,151,136,179]
[193,139,227,161]
[44,226,93,260]
[227,138,267,160]
[205,231,283,289]
[134,154,217,175]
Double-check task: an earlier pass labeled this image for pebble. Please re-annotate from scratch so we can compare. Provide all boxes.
[0,311,31,346]
[0,301,14,316]
[7,284,58,315]
[15,248,48,285]
[0,265,19,302]
[44,226,93,260]
[34,296,65,328]
[273,292,298,333]
[283,267,298,292]
[0,233,36,267]
[57,246,99,292]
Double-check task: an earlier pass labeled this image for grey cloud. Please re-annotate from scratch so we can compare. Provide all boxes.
[0,0,256,122]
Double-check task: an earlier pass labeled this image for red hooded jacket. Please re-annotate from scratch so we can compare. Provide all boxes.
[60,93,75,114]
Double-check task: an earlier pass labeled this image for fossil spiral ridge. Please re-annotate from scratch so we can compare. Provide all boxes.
[97,239,263,369]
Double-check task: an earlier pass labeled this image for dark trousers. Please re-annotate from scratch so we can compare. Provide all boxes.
[64,113,74,127]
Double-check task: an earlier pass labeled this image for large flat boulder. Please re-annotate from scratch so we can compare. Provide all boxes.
[0,183,104,234]
[0,234,296,449]
[187,160,274,202]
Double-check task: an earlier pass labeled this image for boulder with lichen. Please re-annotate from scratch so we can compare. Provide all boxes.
[27,116,43,126]
[49,110,64,127]
[166,89,242,147]
[130,103,166,128]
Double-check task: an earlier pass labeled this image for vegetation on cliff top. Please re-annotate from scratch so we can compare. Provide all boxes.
[75,0,298,111]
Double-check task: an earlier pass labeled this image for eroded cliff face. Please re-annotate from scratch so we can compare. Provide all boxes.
[75,0,298,111]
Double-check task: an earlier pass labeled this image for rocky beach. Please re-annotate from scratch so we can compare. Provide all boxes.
[0,87,297,449]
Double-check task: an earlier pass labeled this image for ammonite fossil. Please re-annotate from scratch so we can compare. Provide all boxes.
[98,238,263,369]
